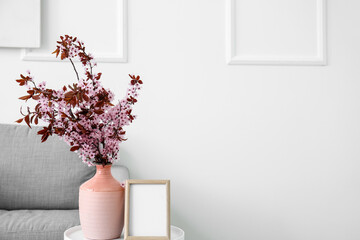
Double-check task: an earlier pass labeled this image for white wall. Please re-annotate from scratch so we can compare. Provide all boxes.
[1,0,360,239]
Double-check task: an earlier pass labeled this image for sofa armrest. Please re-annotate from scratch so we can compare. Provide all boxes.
[111,164,130,183]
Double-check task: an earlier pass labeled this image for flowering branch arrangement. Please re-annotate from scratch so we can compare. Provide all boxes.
[16,35,143,166]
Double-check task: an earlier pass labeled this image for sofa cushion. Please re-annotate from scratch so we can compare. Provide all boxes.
[0,209,79,240]
[0,124,95,210]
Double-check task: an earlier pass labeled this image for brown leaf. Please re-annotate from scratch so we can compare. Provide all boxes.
[52,48,60,58]
[35,103,41,111]
[60,112,70,119]
[83,94,89,101]
[37,127,48,135]
[95,73,102,80]
[32,95,40,100]
[16,79,26,86]
[15,118,23,123]
[94,109,104,115]
[19,95,31,101]
[70,146,80,151]
[77,124,85,131]
[41,133,49,142]
[24,115,31,128]
[64,91,74,99]
[95,101,103,108]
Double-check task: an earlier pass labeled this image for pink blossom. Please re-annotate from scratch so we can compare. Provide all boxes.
[16,35,143,166]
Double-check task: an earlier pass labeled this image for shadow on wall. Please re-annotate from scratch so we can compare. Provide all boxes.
[172,209,206,240]
[119,148,207,240]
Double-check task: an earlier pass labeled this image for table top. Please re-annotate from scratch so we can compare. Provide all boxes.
[64,225,185,240]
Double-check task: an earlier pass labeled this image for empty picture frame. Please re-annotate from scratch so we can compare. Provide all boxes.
[0,0,40,48]
[125,180,170,240]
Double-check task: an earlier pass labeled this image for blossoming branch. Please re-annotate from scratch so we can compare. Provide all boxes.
[16,35,143,166]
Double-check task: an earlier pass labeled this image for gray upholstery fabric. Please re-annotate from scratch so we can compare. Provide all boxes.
[0,209,79,240]
[0,124,95,210]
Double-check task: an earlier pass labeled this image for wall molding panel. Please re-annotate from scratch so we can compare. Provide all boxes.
[0,0,41,48]
[22,0,127,63]
[226,0,326,65]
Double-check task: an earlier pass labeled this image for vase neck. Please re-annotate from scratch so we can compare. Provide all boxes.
[80,164,123,192]
[95,165,112,177]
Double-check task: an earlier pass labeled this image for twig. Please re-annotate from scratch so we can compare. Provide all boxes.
[69,58,80,81]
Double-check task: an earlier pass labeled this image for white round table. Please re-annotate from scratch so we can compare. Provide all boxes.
[64,225,185,240]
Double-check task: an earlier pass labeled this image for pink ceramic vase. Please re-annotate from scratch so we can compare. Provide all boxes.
[79,164,125,240]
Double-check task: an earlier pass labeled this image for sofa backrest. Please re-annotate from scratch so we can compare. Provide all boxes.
[0,124,95,210]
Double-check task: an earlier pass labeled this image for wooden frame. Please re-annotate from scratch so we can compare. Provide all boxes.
[226,0,327,65]
[125,180,171,240]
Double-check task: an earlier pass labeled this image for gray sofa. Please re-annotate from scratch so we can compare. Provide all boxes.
[0,123,129,240]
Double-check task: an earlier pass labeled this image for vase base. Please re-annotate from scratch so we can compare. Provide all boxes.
[79,190,124,240]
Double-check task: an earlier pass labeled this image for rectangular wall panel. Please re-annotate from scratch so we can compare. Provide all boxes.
[226,0,326,65]
[0,0,40,48]
[22,0,127,62]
